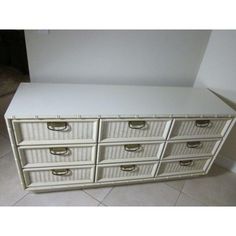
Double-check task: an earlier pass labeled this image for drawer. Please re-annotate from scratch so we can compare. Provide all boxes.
[97,141,164,164]
[13,119,98,145]
[162,139,221,160]
[168,118,232,140]
[18,144,96,168]
[23,165,95,187]
[157,158,211,177]
[99,118,172,142]
[96,161,158,182]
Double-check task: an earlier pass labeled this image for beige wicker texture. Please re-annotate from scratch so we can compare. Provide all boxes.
[98,142,164,163]
[169,118,231,140]
[162,139,220,159]
[157,158,211,177]
[99,119,171,142]
[96,162,158,182]
[19,145,96,167]
[24,166,94,187]
[13,120,97,145]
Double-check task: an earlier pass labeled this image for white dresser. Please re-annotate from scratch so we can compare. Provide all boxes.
[5,83,236,192]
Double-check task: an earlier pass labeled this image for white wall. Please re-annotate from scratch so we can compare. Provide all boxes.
[194,30,236,166]
[25,30,210,86]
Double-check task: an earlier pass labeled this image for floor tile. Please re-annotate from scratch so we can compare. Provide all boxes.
[0,116,8,139]
[182,164,236,206]
[0,152,28,206]
[0,135,11,158]
[98,203,107,206]
[102,182,180,206]
[175,193,205,206]
[15,190,100,206]
[83,187,112,202]
[164,179,186,192]
[0,94,14,114]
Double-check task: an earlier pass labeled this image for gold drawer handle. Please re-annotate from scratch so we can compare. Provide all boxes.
[49,147,70,156]
[47,122,69,131]
[186,141,202,149]
[128,121,146,129]
[124,144,143,152]
[51,169,72,176]
[195,120,212,128]
[120,165,137,172]
[179,160,193,167]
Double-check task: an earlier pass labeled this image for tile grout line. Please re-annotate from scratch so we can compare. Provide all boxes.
[100,187,113,204]
[0,149,13,159]
[11,192,30,206]
[102,187,114,203]
[82,190,104,205]
[173,191,182,206]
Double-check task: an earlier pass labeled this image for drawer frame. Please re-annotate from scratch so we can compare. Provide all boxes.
[167,117,232,140]
[161,138,221,160]
[98,118,172,142]
[18,144,97,168]
[97,141,165,164]
[156,157,212,178]
[23,165,95,188]
[95,161,159,183]
[12,118,99,145]
[5,116,236,192]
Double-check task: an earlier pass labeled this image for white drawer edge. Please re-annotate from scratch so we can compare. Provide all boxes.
[95,161,158,183]
[17,140,97,146]
[98,140,165,146]
[23,161,96,169]
[164,138,221,143]
[25,172,206,192]
[159,156,211,163]
[23,165,95,188]
[12,118,99,123]
[97,158,160,165]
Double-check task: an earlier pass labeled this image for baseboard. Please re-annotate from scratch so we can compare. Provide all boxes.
[215,154,236,173]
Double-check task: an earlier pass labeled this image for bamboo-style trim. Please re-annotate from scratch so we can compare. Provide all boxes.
[5,118,27,189]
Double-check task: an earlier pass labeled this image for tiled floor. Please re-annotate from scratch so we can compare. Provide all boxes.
[1,94,236,206]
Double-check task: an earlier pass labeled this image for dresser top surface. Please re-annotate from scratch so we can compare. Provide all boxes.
[5,83,236,118]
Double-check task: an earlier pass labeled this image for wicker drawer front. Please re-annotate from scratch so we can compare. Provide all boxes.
[169,118,232,140]
[96,161,158,182]
[99,118,172,142]
[162,139,221,160]
[157,158,211,177]
[19,144,96,168]
[13,119,98,145]
[97,141,164,164]
[24,166,94,187]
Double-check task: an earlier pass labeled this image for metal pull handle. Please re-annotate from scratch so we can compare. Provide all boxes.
[179,160,193,167]
[47,122,68,131]
[49,147,70,156]
[186,141,202,149]
[128,120,146,129]
[195,120,212,128]
[120,165,137,172]
[51,169,72,176]
[124,144,142,152]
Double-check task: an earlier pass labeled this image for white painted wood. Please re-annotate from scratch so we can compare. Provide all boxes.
[18,144,96,168]
[4,83,236,192]
[12,119,98,145]
[168,118,232,140]
[23,165,95,187]
[99,118,172,142]
[97,141,164,164]
[157,157,211,177]
[96,161,158,183]
[5,83,236,118]
[162,139,221,160]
